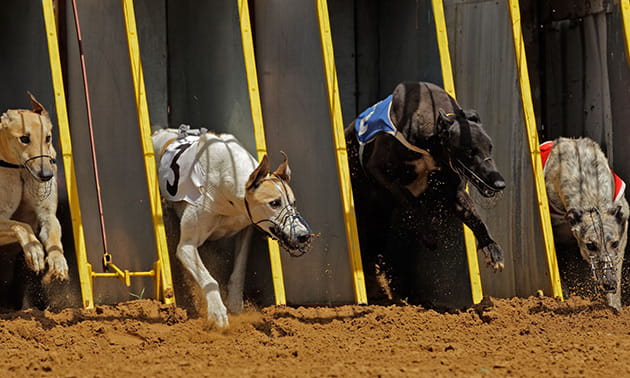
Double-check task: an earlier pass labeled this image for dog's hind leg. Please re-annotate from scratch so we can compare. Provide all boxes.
[0,220,45,274]
[177,208,229,327]
[226,226,253,314]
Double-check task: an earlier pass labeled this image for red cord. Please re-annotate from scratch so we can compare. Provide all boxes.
[70,0,110,263]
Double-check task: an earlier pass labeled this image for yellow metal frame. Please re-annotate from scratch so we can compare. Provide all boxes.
[237,0,287,305]
[42,0,94,308]
[508,0,563,299]
[121,0,175,304]
[315,0,367,304]
[432,0,483,304]
[43,0,176,307]
[622,0,630,67]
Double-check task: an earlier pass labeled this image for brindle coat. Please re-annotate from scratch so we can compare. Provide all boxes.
[345,82,506,297]
[544,137,628,310]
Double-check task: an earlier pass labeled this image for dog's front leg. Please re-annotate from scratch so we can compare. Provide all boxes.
[227,226,253,314]
[36,207,68,281]
[453,188,504,271]
[177,237,229,327]
[606,233,626,311]
[0,219,45,274]
[606,259,623,311]
[177,209,229,327]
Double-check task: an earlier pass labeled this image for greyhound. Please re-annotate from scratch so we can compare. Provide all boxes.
[542,137,628,310]
[345,82,505,296]
[152,127,312,327]
[0,93,68,285]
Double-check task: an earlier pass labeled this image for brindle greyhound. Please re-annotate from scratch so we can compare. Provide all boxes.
[542,137,628,310]
[345,82,506,295]
[153,127,312,328]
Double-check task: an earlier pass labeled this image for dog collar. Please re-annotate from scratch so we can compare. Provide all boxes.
[0,160,24,169]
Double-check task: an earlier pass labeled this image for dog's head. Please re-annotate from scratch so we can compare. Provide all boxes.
[566,205,627,293]
[0,93,57,182]
[437,109,505,197]
[245,153,312,257]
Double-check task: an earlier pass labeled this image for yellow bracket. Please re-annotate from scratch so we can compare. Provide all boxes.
[622,0,630,67]
[88,261,165,301]
[508,0,563,300]
[316,0,367,304]
[432,0,483,304]
[92,259,155,288]
[237,0,287,305]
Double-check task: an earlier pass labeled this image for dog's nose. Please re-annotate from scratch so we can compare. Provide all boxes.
[297,233,311,244]
[38,172,54,182]
[601,278,617,292]
[493,180,506,190]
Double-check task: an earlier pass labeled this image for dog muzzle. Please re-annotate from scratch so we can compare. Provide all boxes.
[24,155,57,182]
[589,256,618,293]
[268,210,313,257]
[453,159,501,198]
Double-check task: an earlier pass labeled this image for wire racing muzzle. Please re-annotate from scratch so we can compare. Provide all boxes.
[252,207,313,257]
[453,158,501,198]
[585,208,619,294]
[588,255,618,293]
[23,154,57,182]
[268,210,313,257]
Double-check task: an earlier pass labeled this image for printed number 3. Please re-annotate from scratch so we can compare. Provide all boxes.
[166,143,192,196]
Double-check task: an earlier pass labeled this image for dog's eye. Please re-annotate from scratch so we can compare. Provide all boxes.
[269,199,282,209]
[45,135,51,143]
[19,136,30,144]
[586,242,597,251]
[611,241,619,249]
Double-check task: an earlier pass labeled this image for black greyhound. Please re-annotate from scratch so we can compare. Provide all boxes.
[345,81,506,298]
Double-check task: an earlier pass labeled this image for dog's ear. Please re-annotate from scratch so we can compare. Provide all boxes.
[272,151,291,182]
[246,154,270,190]
[609,205,626,225]
[27,92,48,116]
[0,112,8,129]
[437,109,454,137]
[464,109,480,123]
[566,208,583,226]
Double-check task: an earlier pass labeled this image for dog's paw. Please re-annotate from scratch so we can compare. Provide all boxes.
[479,243,504,272]
[23,241,46,274]
[606,293,622,312]
[226,292,244,314]
[206,292,229,328]
[45,251,69,281]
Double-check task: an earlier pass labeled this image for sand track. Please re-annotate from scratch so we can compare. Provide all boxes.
[1,296,629,377]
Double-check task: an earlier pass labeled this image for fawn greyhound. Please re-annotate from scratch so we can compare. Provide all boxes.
[0,93,68,286]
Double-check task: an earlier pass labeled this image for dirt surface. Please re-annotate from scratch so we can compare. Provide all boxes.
[1,296,629,377]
